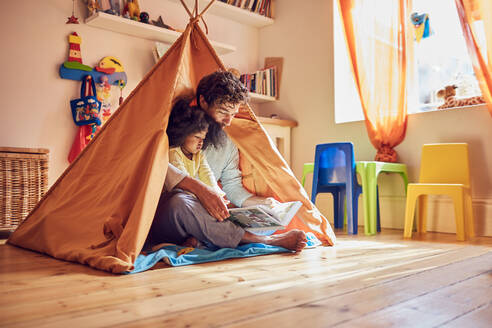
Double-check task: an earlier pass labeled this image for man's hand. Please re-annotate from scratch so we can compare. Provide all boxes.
[176,176,230,221]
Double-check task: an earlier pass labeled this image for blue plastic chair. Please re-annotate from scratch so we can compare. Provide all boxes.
[311,142,379,234]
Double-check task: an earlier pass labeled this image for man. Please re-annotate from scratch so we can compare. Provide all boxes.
[146,71,307,252]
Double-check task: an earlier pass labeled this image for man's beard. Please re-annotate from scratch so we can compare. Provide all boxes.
[204,119,227,149]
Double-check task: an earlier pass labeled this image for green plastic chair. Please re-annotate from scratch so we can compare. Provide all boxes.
[356,161,409,235]
[301,163,314,187]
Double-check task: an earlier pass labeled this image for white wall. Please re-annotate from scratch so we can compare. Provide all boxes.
[258,0,492,236]
[0,0,260,186]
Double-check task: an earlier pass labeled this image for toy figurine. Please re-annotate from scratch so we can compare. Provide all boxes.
[410,12,433,42]
[437,85,485,109]
[152,15,174,30]
[64,32,93,71]
[86,0,99,16]
[123,0,140,21]
[140,12,150,24]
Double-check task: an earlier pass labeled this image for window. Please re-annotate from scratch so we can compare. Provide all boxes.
[412,0,482,112]
[334,0,485,124]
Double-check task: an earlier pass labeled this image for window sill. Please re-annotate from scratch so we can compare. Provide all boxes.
[335,103,488,124]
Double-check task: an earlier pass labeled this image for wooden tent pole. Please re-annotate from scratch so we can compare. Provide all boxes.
[180,0,194,18]
[199,0,217,17]
[195,0,199,16]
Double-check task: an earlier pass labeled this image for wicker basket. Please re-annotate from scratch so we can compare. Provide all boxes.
[0,147,49,231]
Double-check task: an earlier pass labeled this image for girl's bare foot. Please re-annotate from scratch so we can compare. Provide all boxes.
[182,236,199,248]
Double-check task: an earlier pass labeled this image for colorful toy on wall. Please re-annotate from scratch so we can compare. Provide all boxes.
[60,33,127,85]
[66,0,80,24]
[117,79,126,105]
[410,12,433,43]
[70,75,102,126]
[68,75,102,163]
[64,33,92,71]
[60,32,128,162]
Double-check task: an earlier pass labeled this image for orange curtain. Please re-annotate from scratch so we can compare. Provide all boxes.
[338,0,411,162]
[455,0,492,116]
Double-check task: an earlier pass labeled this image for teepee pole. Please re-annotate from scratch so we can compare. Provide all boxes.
[194,0,198,16]
[199,0,217,17]
[180,0,194,18]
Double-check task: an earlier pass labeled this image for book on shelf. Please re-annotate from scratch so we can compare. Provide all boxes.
[240,66,278,98]
[226,201,302,235]
[219,0,273,18]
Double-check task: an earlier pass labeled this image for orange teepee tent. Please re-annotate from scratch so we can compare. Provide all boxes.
[8,3,335,273]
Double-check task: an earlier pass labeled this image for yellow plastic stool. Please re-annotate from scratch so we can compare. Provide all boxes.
[301,163,314,187]
[403,143,475,241]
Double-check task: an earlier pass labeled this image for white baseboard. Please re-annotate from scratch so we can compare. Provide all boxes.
[377,195,492,237]
[317,194,492,237]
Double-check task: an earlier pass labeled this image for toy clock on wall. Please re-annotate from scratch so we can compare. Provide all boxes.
[60,32,128,163]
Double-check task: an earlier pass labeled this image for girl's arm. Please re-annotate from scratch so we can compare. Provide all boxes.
[197,153,226,197]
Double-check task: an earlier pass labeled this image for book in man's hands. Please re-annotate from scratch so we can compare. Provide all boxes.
[227,201,302,235]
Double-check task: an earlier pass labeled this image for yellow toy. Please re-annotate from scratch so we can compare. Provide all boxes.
[124,0,140,21]
[95,56,125,74]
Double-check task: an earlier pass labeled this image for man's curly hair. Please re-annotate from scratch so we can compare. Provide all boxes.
[196,70,249,107]
[167,98,213,150]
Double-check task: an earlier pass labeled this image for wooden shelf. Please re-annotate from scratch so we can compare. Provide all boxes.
[258,117,297,127]
[85,12,236,55]
[249,92,276,104]
[167,0,274,28]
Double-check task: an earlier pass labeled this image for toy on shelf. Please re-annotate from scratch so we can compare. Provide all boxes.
[103,0,120,15]
[410,12,433,42]
[140,12,150,24]
[123,0,141,21]
[86,0,100,16]
[66,0,80,24]
[152,15,175,31]
[60,33,127,86]
[437,85,485,109]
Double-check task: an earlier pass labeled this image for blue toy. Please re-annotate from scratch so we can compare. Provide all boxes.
[411,12,433,42]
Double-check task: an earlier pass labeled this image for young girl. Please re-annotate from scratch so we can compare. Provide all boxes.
[166,98,225,198]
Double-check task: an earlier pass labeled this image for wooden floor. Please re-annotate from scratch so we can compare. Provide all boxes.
[1,229,491,328]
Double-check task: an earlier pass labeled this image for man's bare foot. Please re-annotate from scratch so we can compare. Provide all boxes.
[268,230,308,252]
[240,229,308,253]
[182,236,199,248]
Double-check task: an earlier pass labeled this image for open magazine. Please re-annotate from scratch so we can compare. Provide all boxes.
[227,201,303,235]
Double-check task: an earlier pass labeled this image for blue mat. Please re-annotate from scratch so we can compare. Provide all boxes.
[127,232,322,274]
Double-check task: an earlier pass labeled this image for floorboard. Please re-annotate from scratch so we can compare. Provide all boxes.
[0,229,491,328]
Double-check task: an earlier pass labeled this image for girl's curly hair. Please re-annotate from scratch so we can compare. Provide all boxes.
[167,98,211,149]
[167,98,226,150]
[196,70,249,107]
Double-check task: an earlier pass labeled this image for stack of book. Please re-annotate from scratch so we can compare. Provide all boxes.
[219,0,273,18]
[240,66,278,98]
